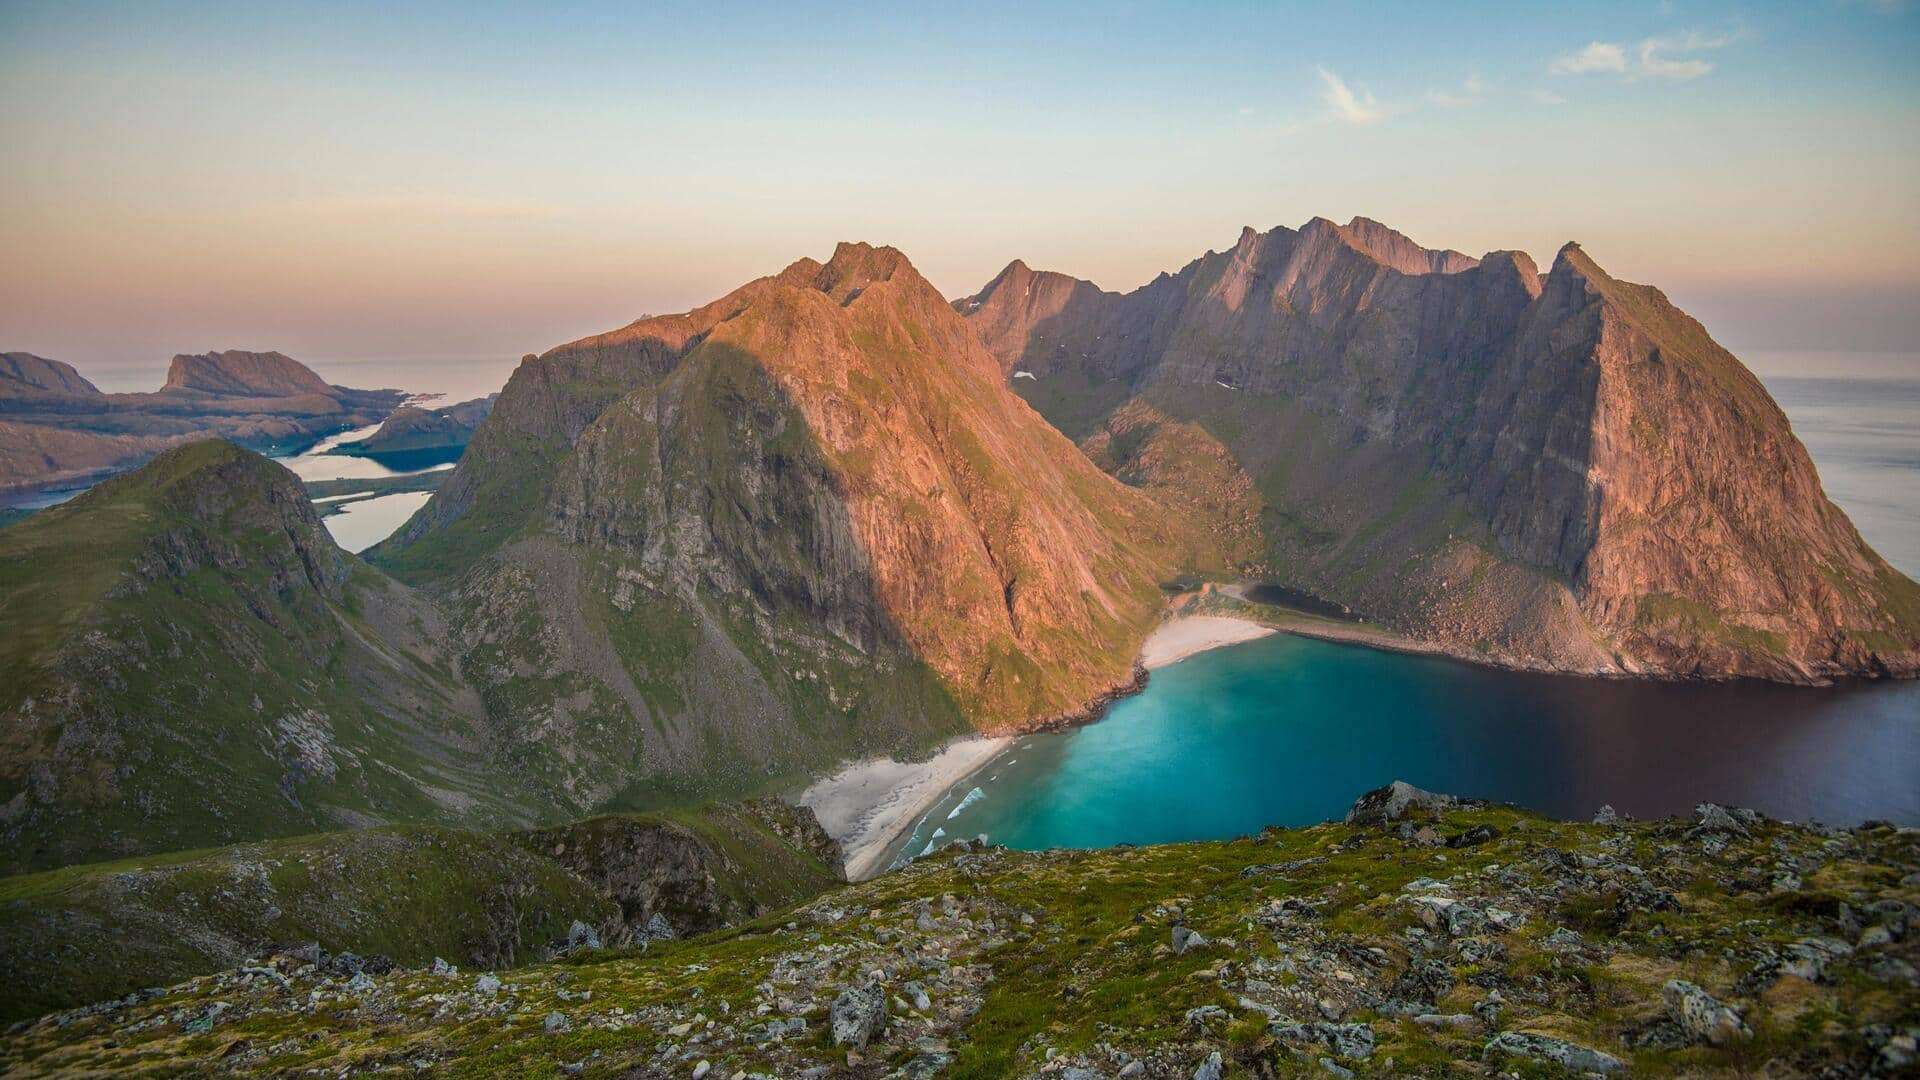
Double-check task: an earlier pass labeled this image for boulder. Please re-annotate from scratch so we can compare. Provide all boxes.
[1484,1031,1623,1073]
[1345,781,1458,826]
[1270,1021,1377,1060]
[1663,980,1751,1045]
[830,985,887,1049]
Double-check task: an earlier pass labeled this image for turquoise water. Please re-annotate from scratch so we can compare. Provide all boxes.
[893,633,1920,865]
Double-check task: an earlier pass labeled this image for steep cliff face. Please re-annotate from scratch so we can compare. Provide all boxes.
[961,216,1920,681]
[380,243,1188,806]
[0,441,528,872]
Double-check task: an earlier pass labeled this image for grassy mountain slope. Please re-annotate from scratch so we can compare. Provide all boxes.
[0,801,842,1024]
[0,441,529,872]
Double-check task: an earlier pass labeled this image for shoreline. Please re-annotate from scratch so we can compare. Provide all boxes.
[799,735,1012,881]
[1138,615,1276,669]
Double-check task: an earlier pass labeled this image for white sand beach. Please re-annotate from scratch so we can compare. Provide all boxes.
[1138,615,1275,669]
[800,735,1011,880]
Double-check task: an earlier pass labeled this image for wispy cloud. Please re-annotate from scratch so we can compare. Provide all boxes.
[1531,88,1568,106]
[1426,73,1490,109]
[1317,67,1386,126]
[1550,42,1628,75]
[1550,26,1739,82]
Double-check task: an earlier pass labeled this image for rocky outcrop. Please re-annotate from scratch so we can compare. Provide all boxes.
[518,801,843,940]
[960,215,1920,681]
[379,242,1193,809]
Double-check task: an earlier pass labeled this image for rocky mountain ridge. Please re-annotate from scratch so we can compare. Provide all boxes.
[960,216,1920,682]
[6,784,1913,1077]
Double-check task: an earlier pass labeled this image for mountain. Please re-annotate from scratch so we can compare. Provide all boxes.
[0,350,405,498]
[0,441,531,872]
[376,243,1195,805]
[960,216,1920,682]
[161,349,338,398]
[10,788,1913,1077]
[331,393,498,456]
[0,353,103,399]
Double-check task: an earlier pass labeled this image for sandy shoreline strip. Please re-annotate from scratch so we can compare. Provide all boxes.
[800,735,1012,881]
[1138,615,1276,669]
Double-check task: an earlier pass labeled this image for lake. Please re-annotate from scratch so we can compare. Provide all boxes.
[892,631,1920,867]
[269,422,459,553]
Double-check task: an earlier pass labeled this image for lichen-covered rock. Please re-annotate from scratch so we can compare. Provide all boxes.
[1484,1031,1623,1073]
[1663,979,1751,1045]
[829,984,887,1049]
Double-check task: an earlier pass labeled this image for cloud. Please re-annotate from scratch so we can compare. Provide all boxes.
[1426,73,1490,109]
[1550,26,1738,82]
[1550,42,1628,75]
[1531,88,1568,106]
[1317,67,1385,126]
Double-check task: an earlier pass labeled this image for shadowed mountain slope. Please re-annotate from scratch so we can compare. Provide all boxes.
[960,216,1920,681]
[377,243,1195,806]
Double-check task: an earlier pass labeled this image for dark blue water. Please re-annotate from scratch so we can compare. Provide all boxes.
[895,633,1920,863]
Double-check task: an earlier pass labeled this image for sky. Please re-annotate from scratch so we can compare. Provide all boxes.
[2,1,1918,381]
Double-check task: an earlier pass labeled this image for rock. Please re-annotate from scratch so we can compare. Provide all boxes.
[830,985,887,1049]
[1859,924,1894,949]
[1781,937,1853,982]
[1544,927,1584,951]
[642,912,676,941]
[431,957,456,977]
[1117,1063,1146,1079]
[904,981,932,1011]
[1192,1051,1223,1080]
[1414,1013,1476,1029]
[1393,959,1455,1003]
[1270,1022,1376,1061]
[1593,805,1619,825]
[345,971,376,993]
[1483,1032,1623,1074]
[749,1017,808,1042]
[567,920,601,951]
[544,1011,571,1034]
[1447,824,1500,848]
[1692,803,1752,838]
[1663,980,1751,1045]
[692,1062,711,1079]
[474,974,501,996]
[1172,926,1209,954]
[1345,781,1458,826]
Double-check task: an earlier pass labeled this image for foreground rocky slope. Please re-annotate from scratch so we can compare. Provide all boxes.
[6,787,1913,1077]
[0,350,404,497]
[962,217,1920,682]
[0,800,841,1024]
[375,243,1194,807]
[0,441,520,871]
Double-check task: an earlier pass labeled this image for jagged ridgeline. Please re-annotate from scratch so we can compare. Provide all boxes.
[373,244,1196,805]
[961,216,1920,681]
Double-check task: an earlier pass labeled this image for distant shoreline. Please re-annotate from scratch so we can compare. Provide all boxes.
[800,736,1012,881]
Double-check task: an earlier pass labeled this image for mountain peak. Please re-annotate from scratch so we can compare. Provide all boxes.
[163,350,334,398]
[811,242,921,303]
[0,352,102,398]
